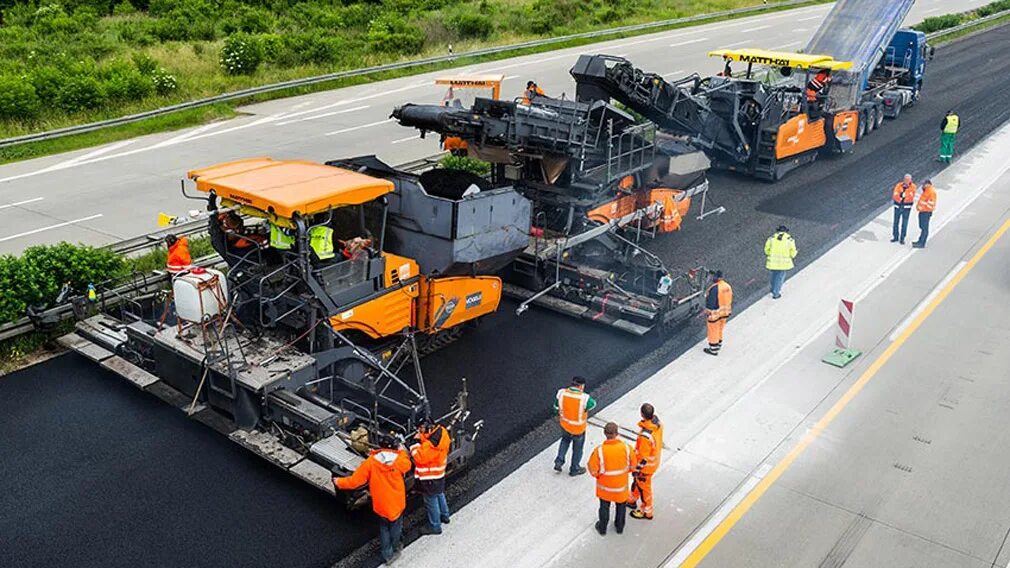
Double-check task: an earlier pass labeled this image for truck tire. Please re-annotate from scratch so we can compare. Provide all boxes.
[857,111,867,140]
[891,99,903,119]
[875,103,885,128]
[865,106,877,133]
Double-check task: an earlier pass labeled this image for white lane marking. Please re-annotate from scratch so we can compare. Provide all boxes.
[149,122,223,149]
[274,83,424,122]
[489,52,575,72]
[662,464,774,567]
[797,15,822,21]
[391,134,421,144]
[670,37,709,47]
[0,214,103,243]
[275,105,369,126]
[325,119,394,136]
[773,41,801,50]
[662,70,685,78]
[0,197,44,210]
[923,7,940,14]
[742,24,771,33]
[723,40,753,48]
[794,28,808,32]
[504,75,519,81]
[44,140,135,171]
[888,261,967,342]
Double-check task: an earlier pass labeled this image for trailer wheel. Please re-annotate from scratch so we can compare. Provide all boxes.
[865,106,877,133]
[875,104,885,128]
[856,111,867,140]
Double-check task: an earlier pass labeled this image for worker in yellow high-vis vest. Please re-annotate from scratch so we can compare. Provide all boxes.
[764,225,797,299]
[940,110,959,163]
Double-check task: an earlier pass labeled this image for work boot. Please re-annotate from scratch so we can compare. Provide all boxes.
[595,521,606,536]
[553,462,563,473]
[890,237,899,243]
[419,525,442,536]
[772,294,781,299]
[631,510,653,520]
[570,466,587,477]
[626,501,638,511]
[441,516,451,525]
[385,551,402,566]
[912,242,924,249]
[703,347,719,357]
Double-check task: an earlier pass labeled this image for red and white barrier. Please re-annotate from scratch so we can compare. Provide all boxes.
[835,299,855,349]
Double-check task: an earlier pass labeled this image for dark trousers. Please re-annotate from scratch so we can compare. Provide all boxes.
[378,516,403,562]
[423,492,450,532]
[892,206,911,242]
[916,212,932,245]
[598,499,627,534]
[555,430,585,473]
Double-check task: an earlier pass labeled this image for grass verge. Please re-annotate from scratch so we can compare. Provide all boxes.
[0,103,236,165]
[0,0,829,165]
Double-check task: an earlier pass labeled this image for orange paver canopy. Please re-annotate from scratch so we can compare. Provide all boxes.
[187,157,394,219]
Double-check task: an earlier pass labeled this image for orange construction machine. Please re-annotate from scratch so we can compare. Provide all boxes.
[75,156,531,504]
[435,74,503,156]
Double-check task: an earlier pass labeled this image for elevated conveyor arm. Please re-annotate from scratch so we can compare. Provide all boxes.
[568,54,753,165]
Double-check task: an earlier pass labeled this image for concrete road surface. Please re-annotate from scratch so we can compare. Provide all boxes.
[0,0,989,253]
[401,89,1010,568]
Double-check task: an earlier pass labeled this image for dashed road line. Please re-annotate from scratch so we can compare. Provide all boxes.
[0,214,104,243]
[325,119,395,136]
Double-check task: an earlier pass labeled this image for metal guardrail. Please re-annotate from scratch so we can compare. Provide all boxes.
[0,153,445,342]
[0,0,820,149]
[924,8,1010,40]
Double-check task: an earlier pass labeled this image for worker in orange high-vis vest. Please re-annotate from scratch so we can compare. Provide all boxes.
[891,174,917,245]
[628,403,663,520]
[912,179,937,249]
[553,376,597,476]
[588,421,633,535]
[703,271,733,357]
[411,421,452,535]
[165,234,192,274]
[334,434,412,565]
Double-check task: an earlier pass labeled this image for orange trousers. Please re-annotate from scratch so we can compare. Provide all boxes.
[629,473,654,516]
[706,317,725,346]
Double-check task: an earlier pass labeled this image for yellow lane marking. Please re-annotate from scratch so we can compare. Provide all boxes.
[679,215,1010,567]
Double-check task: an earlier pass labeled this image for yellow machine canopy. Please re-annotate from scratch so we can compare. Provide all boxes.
[708,48,854,70]
[187,157,394,219]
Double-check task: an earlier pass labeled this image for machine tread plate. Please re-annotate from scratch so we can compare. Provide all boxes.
[229,429,304,468]
[157,327,315,392]
[310,435,366,472]
[64,335,115,363]
[502,284,591,319]
[100,355,160,389]
[289,459,337,496]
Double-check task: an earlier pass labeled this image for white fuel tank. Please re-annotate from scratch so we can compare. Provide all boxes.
[173,267,229,323]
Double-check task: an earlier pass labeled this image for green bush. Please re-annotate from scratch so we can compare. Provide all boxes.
[101,61,153,101]
[152,67,178,94]
[0,75,42,119]
[367,14,424,54]
[112,0,136,15]
[131,52,158,76]
[220,32,263,75]
[449,12,492,39]
[914,14,963,33]
[220,4,275,34]
[29,66,68,104]
[439,154,491,177]
[58,75,105,111]
[276,32,348,65]
[0,242,126,325]
[979,0,1010,16]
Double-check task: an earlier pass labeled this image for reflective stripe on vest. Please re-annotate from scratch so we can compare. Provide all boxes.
[270,223,295,250]
[595,444,631,493]
[766,232,795,271]
[944,115,959,134]
[638,430,658,465]
[308,226,335,260]
[558,390,589,430]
